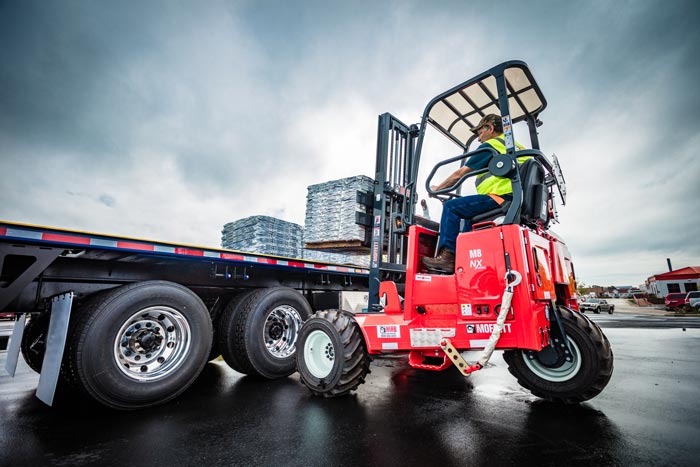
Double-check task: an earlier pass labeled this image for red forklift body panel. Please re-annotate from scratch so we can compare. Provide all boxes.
[360,224,554,355]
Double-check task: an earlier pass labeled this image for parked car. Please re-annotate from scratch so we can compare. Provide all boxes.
[665,292,688,310]
[580,298,614,314]
[684,291,700,310]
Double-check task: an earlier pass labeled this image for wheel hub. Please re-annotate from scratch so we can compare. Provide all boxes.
[304,330,335,379]
[263,305,302,359]
[114,306,191,381]
[523,336,582,382]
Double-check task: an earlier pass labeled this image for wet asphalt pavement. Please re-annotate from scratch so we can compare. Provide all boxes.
[1,312,699,467]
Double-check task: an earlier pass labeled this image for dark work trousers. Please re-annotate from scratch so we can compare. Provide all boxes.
[437,194,500,253]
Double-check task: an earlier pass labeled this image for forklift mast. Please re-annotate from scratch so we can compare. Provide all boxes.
[366,114,419,310]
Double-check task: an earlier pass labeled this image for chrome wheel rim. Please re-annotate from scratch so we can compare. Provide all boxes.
[114,306,191,381]
[304,330,335,378]
[264,305,302,359]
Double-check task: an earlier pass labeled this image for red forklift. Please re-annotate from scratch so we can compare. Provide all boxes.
[296,61,613,403]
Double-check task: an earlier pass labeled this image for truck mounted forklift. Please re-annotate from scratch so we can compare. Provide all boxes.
[296,60,614,403]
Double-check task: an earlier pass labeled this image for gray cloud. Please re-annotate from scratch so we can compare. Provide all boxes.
[1,0,698,286]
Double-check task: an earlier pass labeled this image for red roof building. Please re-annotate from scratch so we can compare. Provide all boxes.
[646,266,700,298]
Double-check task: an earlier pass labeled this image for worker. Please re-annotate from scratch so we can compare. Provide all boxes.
[422,114,527,274]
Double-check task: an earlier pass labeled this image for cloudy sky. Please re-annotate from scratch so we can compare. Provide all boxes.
[1,0,698,287]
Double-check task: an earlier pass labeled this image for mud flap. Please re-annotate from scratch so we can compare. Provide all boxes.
[4,314,27,377]
[35,292,74,406]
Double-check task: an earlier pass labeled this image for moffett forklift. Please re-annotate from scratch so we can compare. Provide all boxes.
[296,60,613,403]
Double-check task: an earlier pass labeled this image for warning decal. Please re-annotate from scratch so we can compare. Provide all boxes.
[378,325,400,338]
[461,304,472,316]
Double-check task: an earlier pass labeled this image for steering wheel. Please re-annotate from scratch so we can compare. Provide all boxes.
[424,147,498,202]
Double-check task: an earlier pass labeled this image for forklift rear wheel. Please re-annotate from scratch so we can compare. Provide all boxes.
[297,310,371,397]
[503,307,613,403]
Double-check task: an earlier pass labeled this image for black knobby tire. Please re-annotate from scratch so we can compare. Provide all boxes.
[67,281,212,410]
[218,287,311,379]
[503,307,613,404]
[296,309,371,397]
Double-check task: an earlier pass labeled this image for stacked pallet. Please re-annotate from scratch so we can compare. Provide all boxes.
[302,247,370,268]
[304,175,373,252]
[221,216,303,258]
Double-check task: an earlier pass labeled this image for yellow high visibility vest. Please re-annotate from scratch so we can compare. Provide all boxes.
[475,137,529,196]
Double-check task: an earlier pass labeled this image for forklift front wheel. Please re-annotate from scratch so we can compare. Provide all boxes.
[297,310,371,397]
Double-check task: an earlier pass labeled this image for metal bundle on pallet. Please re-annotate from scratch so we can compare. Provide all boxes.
[221,215,303,258]
[304,175,373,252]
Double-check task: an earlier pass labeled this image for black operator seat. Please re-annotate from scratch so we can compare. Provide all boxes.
[469,158,549,227]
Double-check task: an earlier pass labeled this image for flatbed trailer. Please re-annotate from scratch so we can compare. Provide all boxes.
[0,220,369,409]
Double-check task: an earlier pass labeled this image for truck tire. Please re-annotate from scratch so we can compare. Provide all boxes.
[67,281,212,410]
[608,306,614,315]
[20,313,50,373]
[296,309,371,397]
[207,294,237,362]
[218,287,311,379]
[214,290,257,371]
[594,307,600,314]
[502,307,613,404]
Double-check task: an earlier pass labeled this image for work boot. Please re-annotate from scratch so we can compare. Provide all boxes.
[421,248,455,274]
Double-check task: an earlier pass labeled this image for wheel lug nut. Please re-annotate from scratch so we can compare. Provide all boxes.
[135,324,142,329]
[158,357,165,363]
[135,355,141,361]
[158,315,165,321]
[140,366,148,372]
[125,350,132,357]
[167,326,175,332]
[146,322,152,328]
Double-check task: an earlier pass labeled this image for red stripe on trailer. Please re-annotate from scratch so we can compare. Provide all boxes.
[314,264,329,269]
[0,228,6,236]
[117,241,155,251]
[257,258,277,264]
[335,267,349,272]
[42,233,91,245]
[174,248,204,256]
[288,261,305,268]
[220,253,245,261]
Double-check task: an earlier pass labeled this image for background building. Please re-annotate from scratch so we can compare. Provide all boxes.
[646,267,700,298]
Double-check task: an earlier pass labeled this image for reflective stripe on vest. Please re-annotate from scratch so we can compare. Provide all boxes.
[475,137,529,196]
